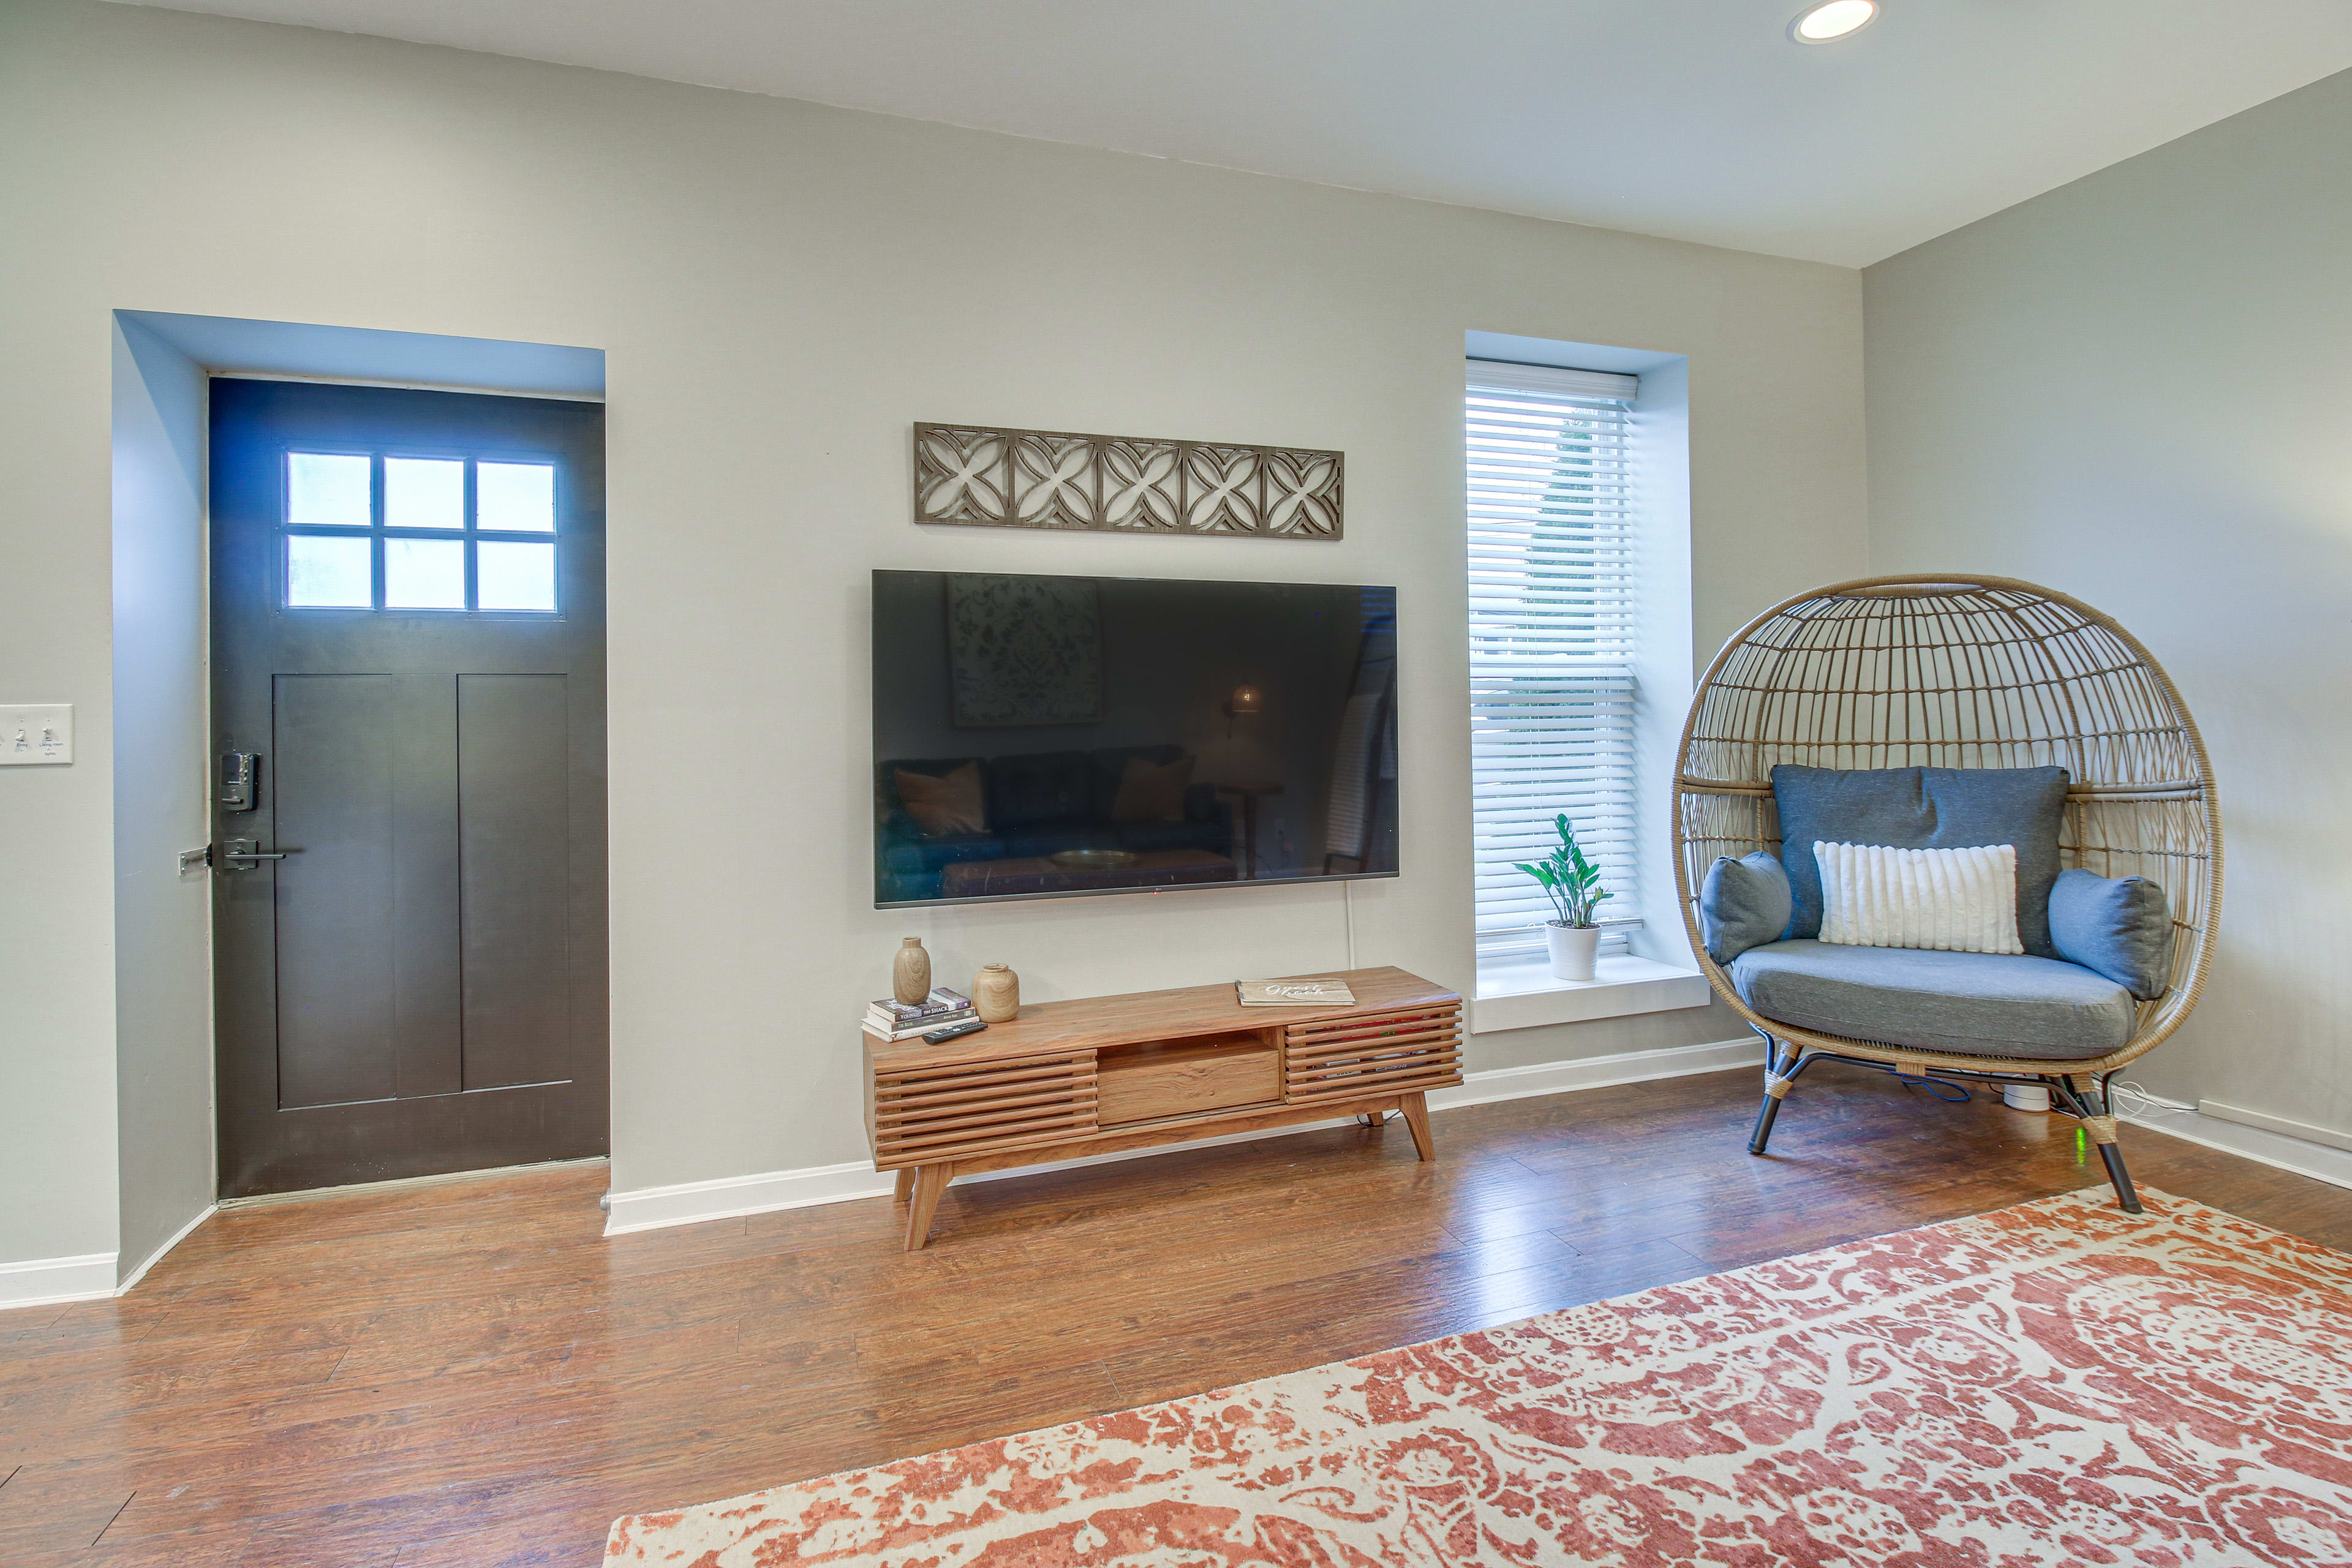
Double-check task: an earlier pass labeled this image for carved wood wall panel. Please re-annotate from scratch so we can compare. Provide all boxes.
[915,423,1343,540]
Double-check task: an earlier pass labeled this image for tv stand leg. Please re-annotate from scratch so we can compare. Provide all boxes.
[1398,1092,1435,1161]
[892,1167,914,1204]
[904,1163,952,1250]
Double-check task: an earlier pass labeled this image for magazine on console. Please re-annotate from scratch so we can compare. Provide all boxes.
[1235,978,1356,1007]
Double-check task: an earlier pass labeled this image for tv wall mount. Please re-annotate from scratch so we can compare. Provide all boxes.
[914,423,1342,540]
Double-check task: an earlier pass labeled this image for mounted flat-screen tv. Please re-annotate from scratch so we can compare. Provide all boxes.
[873,570,1398,907]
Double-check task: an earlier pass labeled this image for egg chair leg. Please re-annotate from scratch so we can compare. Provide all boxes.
[2095,1142,2144,1215]
[1747,1039,1800,1156]
[2051,1075,2143,1215]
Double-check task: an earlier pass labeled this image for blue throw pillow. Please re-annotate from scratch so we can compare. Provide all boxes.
[1771,764,2070,957]
[1700,852,1793,965]
[2048,867,2173,998]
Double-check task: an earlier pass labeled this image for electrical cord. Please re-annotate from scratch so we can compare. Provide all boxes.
[1897,1072,1972,1104]
[2108,1079,2195,1120]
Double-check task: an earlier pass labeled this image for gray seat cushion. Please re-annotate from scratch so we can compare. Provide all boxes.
[1729,940,2136,1062]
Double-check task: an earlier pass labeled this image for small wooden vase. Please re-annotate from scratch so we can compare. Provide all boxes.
[973,963,1020,1022]
[892,937,932,1006]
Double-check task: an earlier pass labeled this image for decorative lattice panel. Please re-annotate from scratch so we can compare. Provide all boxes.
[916,423,1342,540]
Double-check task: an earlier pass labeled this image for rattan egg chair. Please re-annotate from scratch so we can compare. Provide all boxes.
[1673,575,2221,1212]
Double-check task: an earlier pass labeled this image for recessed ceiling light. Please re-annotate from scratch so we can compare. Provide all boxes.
[1790,0,1879,43]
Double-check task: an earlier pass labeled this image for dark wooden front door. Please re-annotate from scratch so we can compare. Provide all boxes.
[210,379,607,1197]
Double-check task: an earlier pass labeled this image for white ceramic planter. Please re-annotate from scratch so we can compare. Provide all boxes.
[1546,922,1600,982]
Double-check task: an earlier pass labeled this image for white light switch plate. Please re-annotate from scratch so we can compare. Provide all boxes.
[0,704,74,765]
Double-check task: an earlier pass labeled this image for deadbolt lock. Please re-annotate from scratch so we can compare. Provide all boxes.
[219,751,259,811]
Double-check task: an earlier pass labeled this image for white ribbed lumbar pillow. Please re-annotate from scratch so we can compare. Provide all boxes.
[1814,842,2022,955]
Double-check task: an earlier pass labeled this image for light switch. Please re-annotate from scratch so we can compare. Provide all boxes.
[0,704,74,765]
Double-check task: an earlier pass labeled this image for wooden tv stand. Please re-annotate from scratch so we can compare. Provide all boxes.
[864,966,1462,1248]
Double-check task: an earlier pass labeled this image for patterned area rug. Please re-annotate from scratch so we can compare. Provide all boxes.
[606,1188,2352,1566]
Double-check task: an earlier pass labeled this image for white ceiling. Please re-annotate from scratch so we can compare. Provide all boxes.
[121,0,2352,266]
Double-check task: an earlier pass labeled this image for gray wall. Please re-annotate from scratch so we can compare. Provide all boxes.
[1864,67,2352,1139]
[0,0,1866,1267]
[109,317,216,1280]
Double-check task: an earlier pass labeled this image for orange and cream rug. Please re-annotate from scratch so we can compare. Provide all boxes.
[606,1188,2352,1566]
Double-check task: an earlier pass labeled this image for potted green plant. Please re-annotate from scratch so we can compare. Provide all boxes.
[1516,813,1612,981]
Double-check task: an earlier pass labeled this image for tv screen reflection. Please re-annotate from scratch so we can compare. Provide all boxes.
[872,570,1398,906]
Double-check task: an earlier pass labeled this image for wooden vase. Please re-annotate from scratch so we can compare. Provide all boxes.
[892,937,931,1006]
[973,963,1020,1022]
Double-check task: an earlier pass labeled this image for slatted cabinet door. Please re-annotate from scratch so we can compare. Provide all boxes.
[1281,1001,1464,1106]
[868,1050,1099,1169]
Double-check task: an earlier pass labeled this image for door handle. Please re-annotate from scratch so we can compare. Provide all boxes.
[215,837,293,869]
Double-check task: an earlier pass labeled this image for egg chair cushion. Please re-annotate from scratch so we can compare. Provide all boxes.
[2048,868,2175,999]
[1729,939,2135,1062]
[1700,851,1795,965]
[1771,765,2070,957]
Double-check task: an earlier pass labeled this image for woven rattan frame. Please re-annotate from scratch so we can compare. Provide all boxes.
[1672,574,2222,1079]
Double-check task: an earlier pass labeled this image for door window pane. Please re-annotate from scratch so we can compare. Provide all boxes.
[385,537,467,609]
[287,452,372,527]
[385,458,465,530]
[477,540,557,611]
[478,462,556,532]
[287,535,373,607]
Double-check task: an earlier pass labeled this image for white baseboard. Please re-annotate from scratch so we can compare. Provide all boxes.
[605,1160,899,1235]
[117,1202,218,1297]
[2123,1104,2352,1193]
[2194,1099,2352,1157]
[0,1197,223,1313]
[1429,1036,1766,1111]
[0,1251,119,1312]
[603,1036,1766,1237]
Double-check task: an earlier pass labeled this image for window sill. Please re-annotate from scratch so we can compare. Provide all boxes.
[1471,951,1715,1035]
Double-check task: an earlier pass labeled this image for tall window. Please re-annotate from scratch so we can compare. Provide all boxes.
[1466,360,1641,956]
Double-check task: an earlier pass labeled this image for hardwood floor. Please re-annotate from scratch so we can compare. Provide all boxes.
[2,1061,2346,1566]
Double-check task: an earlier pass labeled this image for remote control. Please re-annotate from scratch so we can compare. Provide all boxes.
[922,1018,988,1044]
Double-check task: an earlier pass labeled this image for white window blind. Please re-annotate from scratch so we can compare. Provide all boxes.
[1466,360,1641,955]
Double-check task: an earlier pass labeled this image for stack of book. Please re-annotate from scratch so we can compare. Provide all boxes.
[862,987,976,1041]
